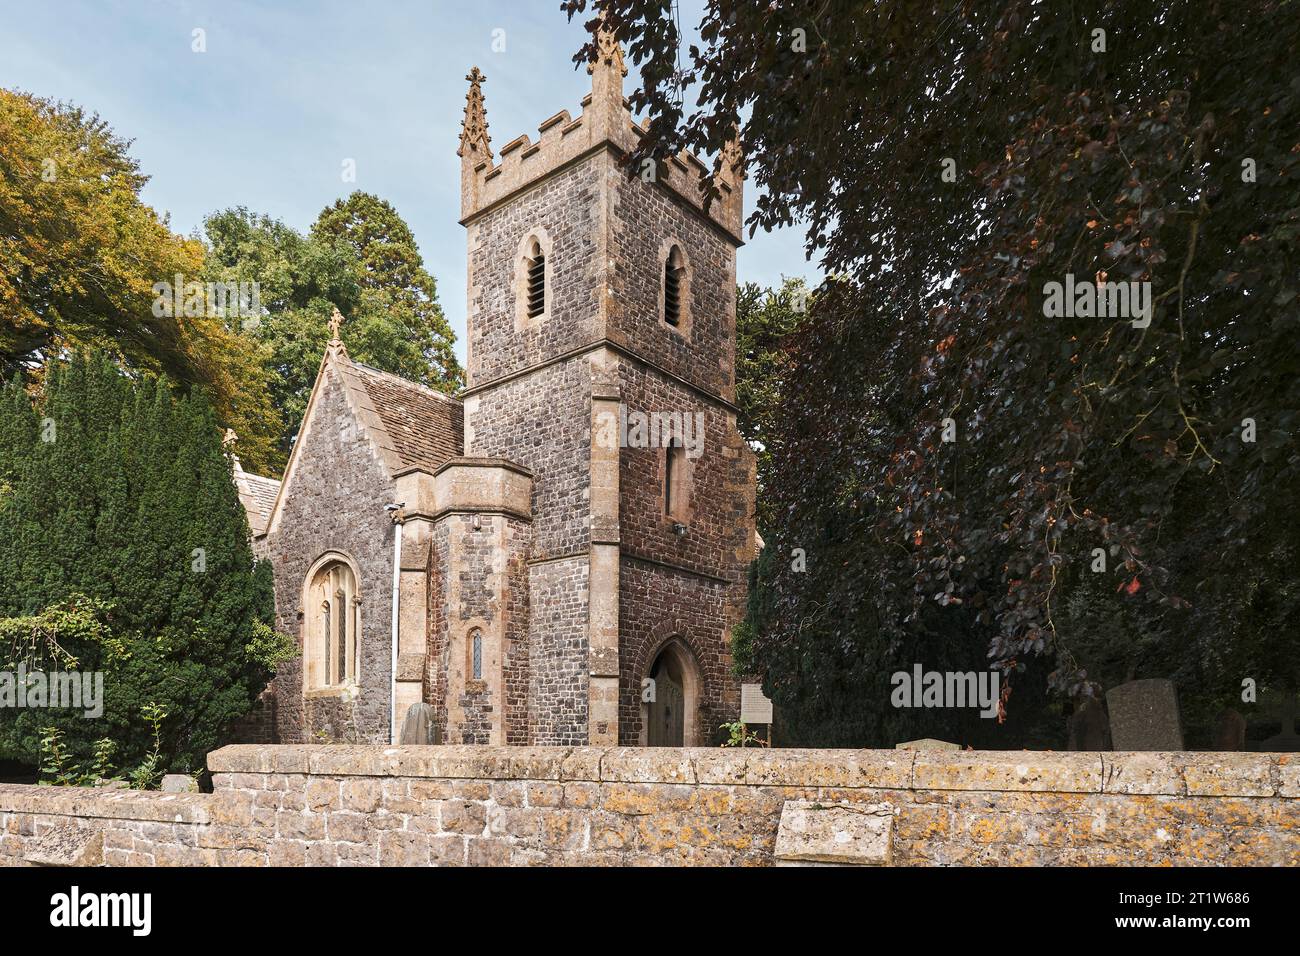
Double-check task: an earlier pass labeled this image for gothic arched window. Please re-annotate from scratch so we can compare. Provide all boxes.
[515,230,553,329]
[306,560,359,690]
[471,629,483,681]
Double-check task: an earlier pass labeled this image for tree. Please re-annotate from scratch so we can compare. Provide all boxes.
[0,355,293,773]
[0,89,285,476]
[735,279,810,528]
[203,194,463,458]
[201,207,358,461]
[577,1,1300,744]
[311,192,462,395]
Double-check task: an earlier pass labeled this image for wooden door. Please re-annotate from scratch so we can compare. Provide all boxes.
[648,672,684,746]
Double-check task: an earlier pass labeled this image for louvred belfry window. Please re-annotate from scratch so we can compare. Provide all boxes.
[664,246,685,326]
[525,240,545,318]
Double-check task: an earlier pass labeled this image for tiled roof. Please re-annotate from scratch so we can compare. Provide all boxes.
[350,362,464,472]
[235,467,282,536]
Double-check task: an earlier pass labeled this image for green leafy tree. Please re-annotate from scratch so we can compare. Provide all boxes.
[311,191,463,394]
[581,0,1300,745]
[0,355,288,773]
[201,207,358,463]
[0,89,285,476]
[203,194,462,461]
[736,279,810,528]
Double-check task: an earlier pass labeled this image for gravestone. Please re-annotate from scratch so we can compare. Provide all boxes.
[894,738,961,751]
[399,702,438,745]
[1106,679,1184,750]
[1067,696,1110,751]
[1259,692,1300,752]
[161,774,198,793]
[1211,708,1247,751]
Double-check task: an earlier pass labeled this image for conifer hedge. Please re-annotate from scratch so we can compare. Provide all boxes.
[0,355,290,774]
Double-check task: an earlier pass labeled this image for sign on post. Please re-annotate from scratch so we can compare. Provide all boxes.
[740,683,773,725]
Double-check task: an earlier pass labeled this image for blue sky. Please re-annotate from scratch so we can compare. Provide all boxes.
[1,0,819,364]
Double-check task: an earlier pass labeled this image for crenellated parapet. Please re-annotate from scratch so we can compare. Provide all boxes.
[458,29,743,243]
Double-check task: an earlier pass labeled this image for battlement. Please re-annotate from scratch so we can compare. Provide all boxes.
[458,34,743,243]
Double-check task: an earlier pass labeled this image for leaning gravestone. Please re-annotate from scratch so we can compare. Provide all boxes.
[1067,696,1110,751]
[399,702,438,745]
[1211,708,1247,751]
[1106,679,1184,750]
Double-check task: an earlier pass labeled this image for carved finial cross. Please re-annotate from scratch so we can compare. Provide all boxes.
[222,428,238,449]
[587,16,627,78]
[459,66,491,159]
[329,306,344,342]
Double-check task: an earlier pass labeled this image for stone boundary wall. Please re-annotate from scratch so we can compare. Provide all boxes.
[0,784,211,866]
[2,747,1296,866]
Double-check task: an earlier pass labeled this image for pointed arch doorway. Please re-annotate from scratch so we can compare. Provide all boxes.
[641,640,702,747]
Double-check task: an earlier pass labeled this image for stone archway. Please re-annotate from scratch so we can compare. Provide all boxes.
[640,639,703,747]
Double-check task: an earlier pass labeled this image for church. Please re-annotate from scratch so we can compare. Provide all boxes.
[234,32,757,749]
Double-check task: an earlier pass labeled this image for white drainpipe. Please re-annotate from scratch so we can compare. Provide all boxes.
[386,504,405,744]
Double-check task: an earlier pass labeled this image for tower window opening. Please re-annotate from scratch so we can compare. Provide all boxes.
[526,240,546,318]
[665,439,691,520]
[664,247,685,326]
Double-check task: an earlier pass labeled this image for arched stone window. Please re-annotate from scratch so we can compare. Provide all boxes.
[525,239,545,317]
[659,241,691,334]
[470,628,483,681]
[664,438,692,521]
[664,246,685,325]
[515,229,553,328]
[304,557,360,691]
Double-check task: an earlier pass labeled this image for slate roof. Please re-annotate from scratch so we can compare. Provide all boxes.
[234,467,282,536]
[260,342,467,539]
[349,362,464,472]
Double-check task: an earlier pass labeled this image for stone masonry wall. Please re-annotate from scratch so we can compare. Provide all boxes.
[2,748,1295,867]
[465,154,603,385]
[265,368,396,745]
[465,357,591,560]
[427,512,532,745]
[614,361,754,746]
[618,559,741,746]
[608,166,738,402]
[0,785,215,867]
[527,559,590,745]
[463,357,593,746]
[226,687,278,745]
[617,361,753,580]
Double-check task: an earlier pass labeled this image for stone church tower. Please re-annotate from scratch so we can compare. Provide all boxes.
[254,30,755,748]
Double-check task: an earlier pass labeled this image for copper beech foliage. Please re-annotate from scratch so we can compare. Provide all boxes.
[571,0,1300,728]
